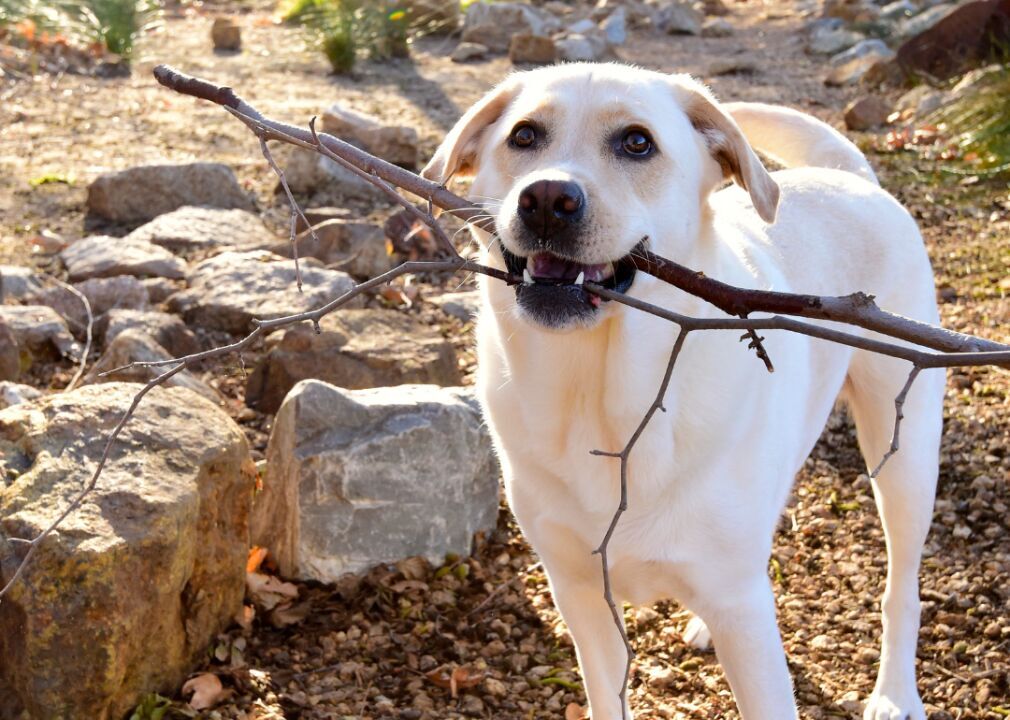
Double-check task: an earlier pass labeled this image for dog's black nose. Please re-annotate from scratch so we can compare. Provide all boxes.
[517,180,585,238]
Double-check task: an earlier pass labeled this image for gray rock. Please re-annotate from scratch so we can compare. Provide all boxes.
[271,219,393,280]
[0,320,19,382]
[167,250,358,335]
[0,383,252,719]
[0,266,42,304]
[461,2,561,51]
[807,25,865,54]
[568,18,598,34]
[141,277,184,304]
[0,381,42,410]
[126,206,278,258]
[87,163,255,224]
[556,33,613,61]
[275,145,388,203]
[28,276,150,331]
[509,33,558,64]
[321,105,420,170]
[451,41,488,62]
[0,306,79,359]
[701,17,734,36]
[103,309,200,357]
[251,380,499,580]
[825,47,893,86]
[60,236,187,281]
[426,290,481,322]
[880,0,916,21]
[656,0,704,35]
[83,329,218,401]
[245,308,462,413]
[829,38,894,67]
[601,6,628,44]
[895,2,954,38]
[843,94,894,130]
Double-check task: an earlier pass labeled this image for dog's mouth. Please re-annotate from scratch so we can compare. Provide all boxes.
[500,240,643,329]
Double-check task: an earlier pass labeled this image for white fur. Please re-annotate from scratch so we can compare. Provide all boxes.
[426,64,943,720]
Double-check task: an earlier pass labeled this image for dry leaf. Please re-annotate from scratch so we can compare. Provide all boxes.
[182,673,229,710]
[269,600,311,628]
[396,556,429,580]
[246,571,298,611]
[565,702,588,720]
[389,580,428,593]
[425,665,484,698]
[247,546,268,573]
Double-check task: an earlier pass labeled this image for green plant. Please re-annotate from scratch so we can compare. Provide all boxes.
[298,1,409,74]
[930,65,1010,175]
[0,0,158,58]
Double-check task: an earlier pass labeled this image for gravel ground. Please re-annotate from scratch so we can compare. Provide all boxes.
[1,1,1008,718]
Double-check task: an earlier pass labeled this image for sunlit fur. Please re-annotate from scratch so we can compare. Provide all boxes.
[423,64,944,720]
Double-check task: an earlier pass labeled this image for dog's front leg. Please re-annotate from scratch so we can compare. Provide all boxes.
[694,575,798,720]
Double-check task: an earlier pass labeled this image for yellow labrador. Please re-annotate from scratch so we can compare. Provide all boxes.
[423,63,942,720]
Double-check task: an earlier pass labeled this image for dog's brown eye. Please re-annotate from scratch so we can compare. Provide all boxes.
[511,124,537,148]
[622,129,653,156]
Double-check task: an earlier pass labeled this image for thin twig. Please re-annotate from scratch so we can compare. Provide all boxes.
[259,137,312,292]
[869,365,922,479]
[589,328,691,720]
[44,276,92,391]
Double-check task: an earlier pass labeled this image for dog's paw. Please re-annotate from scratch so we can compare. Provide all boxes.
[862,690,926,720]
[682,615,712,651]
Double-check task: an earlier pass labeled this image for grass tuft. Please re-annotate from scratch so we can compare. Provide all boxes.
[930,65,1010,174]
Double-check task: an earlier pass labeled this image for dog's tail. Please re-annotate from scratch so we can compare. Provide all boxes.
[725,101,879,186]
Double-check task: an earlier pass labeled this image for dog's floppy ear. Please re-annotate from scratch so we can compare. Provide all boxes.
[679,79,780,224]
[422,77,519,185]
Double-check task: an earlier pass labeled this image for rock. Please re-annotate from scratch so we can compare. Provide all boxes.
[270,219,393,280]
[274,145,388,202]
[60,235,187,282]
[451,41,488,62]
[703,0,731,15]
[0,320,19,382]
[702,17,734,36]
[568,18,598,34]
[825,42,894,86]
[824,0,880,21]
[509,33,558,64]
[461,2,561,52]
[245,309,461,413]
[896,0,1010,81]
[601,6,628,44]
[83,329,218,401]
[0,383,253,719]
[807,24,865,55]
[167,250,358,335]
[880,0,917,21]
[294,206,355,233]
[895,2,956,38]
[0,381,42,410]
[844,95,894,130]
[250,380,499,580]
[321,105,420,170]
[211,16,241,50]
[708,58,759,76]
[87,163,255,224]
[556,33,614,61]
[103,309,201,358]
[142,277,184,304]
[28,276,150,331]
[829,38,894,67]
[126,206,278,258]
[0,306,79,360]
[0,266,42,304]
[896,84,948,117]
[656,0,704,34]
[426,290,480,322]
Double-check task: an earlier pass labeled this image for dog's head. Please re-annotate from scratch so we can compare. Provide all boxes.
[423,63,779,331]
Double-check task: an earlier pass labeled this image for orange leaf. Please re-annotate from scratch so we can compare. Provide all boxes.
[247,546,268,573]
[182,673,229,710]
[565,703,588,720]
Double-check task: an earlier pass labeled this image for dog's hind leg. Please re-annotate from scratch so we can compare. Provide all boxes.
[844,352,944,720]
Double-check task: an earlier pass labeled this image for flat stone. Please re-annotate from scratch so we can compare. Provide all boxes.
[27,276,150,331]
[509,33,558,65]
[273,145,388,202]
[461,2,561,51]
[87,163,254,224]
[426,290,481,323]
[141,277,184,304]
[321,105,420,170]
[270,219,393,280]
[829,38,894,67]
[601,7,628,44]
[555,33,614,62]
[451,41,488,63]
[61,236,187,281]
[83,329,218,402]
[250,381,499,579]
[825,51,892,86]
[0,320,19,382]
[844,95,894,130]
[103,309,200,358]
[0,383,253,719]
[880,0,916,21]
[167,250,358,335]
[126,206,278,258]
[211,16,241,51]
[701,17,734,36]
[656,0,704,34]
[0,266,42,304]
[807,25,865,55]
[895,2,955,39]
[0,306,79,360]
[0,381,42,410]
[245,308,462,413]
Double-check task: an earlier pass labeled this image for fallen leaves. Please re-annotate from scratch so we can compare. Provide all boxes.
[182,673,231,710]
[425,665,485,699]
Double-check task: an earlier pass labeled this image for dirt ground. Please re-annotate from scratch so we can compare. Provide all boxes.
[1,0,1009,718]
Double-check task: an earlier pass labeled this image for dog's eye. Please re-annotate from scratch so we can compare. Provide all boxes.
[510,124,537,149]
[621,129,653,157]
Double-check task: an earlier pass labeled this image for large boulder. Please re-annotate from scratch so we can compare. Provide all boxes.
[245,308,461,413]
[896,0,1010,81]
[321,105,420,170]
[126,206,278,258]
[60,236,187,282]
[461,2,561,51]
[87,163,255,224]
[0,306,79,360]
[251,381,499,580]
[167,250,358,335]
[269,219,393,280]
[0,383,254,719]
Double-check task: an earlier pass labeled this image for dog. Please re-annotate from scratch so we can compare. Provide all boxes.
[422,63,944,720]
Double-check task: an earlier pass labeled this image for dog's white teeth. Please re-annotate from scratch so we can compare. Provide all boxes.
[575,271,585,286]
[523,268,533,285]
